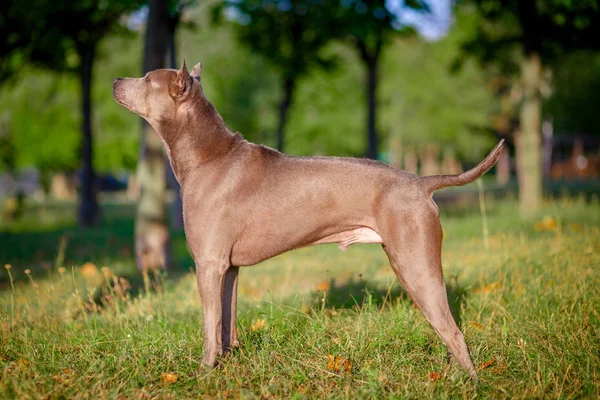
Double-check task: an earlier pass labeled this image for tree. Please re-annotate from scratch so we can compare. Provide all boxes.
[381,9,497,167]
[332,0,429,159]
[1,0,145,225]
[214,0,337,152]
[458,0,600,215]
[135,0,173,271]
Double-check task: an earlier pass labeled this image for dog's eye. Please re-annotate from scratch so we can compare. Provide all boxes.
[145,76,151,83]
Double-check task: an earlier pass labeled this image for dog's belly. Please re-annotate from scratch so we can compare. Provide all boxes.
[230,226,383,266]
[312,227,383,250]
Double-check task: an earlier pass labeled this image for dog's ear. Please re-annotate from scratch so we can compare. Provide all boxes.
[171,60,192,98]
[190,62,202,81]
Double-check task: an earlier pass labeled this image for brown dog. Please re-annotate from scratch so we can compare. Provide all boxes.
[114,61,503,378]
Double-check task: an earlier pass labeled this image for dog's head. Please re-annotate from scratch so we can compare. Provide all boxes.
[113,61,202,125]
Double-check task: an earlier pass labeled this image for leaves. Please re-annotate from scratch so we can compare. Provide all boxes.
[474,281,501,294]
[250,319,267,332]
[468,321,484,331]
[429,372,442,382]
[478,357,508,374]
[326,354,352,373]
[534,216,558,232]
[161,372,178,384]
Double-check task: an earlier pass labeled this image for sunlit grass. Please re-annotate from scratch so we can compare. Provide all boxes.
[1,197,599,398]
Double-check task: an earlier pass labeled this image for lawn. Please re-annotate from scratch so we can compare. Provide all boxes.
[0,194,599,398]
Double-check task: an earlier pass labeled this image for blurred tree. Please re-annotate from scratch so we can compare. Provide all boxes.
[382,9,497,166]
[545,51,600,137]
[179,2,280,144]
[284,44,365,157]
[458,0,600,215]
[136,0,173,271]
[136,0,195,270]
[0,0,145,225]
[332,0,429,159]
[214,0,337,152]
[0,36,141,176]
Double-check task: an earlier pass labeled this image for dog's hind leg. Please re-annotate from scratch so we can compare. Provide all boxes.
[381,208,477,379]
[195,259,228,367]
[222,266,239,352]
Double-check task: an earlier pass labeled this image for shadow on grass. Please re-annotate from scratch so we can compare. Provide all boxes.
[311,276,469,328]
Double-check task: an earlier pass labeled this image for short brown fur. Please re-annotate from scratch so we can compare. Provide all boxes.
[114,61,504,379]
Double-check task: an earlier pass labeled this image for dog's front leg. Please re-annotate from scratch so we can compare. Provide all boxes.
[221,266,239,352]
[196,259,228,367]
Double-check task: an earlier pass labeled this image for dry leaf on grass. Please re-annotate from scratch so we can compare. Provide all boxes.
[468,321,484,331]
[479,358,496,370]
[429,372,443,382]
[474,281,501,294]
[534,216,557,232]
[161,372,178,384]
[250,319,266,331]
[326,354,352,373]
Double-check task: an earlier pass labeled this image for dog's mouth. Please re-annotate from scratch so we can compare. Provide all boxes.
[113,80,132,108]
[113,79,150,120]
[113,89,142,116]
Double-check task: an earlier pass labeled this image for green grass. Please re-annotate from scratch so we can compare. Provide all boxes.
[1,195,599,398]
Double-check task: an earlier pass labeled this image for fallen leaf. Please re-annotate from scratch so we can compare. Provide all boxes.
[474,281,501,294]
[534,216,557,232]
[429,372,443,382]
[250,319,266,332]
[327,354,343,372]
[161,372,178,384]
[479,358,496,370]
[468,321,484,331]
[343,358,352,372]
[490,360,508,374]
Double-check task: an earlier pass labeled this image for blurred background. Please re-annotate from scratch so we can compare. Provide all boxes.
[1,0,600,272]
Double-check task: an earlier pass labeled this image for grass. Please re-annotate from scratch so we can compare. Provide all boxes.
[0,194,599,398]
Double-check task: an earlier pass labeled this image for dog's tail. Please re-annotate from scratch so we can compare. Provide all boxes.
[418,139,505,194]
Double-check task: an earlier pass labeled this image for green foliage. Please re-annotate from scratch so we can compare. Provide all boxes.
[0,71,80,172]
[179,2,281,144]
[0,33,142,173]
[215,0,338,79]
[459,0,600,65]
[0,0,146,79]
[544,51,600,136]
[285,45,365,156]
[382,10,497,162]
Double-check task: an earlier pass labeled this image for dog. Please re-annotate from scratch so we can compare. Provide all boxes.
[114,61,503,379]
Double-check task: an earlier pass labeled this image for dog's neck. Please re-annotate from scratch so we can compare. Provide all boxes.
[155,93,241,185]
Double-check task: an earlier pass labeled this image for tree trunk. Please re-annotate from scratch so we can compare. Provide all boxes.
[365,58,379,159]
[136,0,171,271]
[276,77,295,153]
[78,44,100,226]
[517,52,543,216]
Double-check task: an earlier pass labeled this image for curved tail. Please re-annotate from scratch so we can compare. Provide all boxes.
[419,139,505,194]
